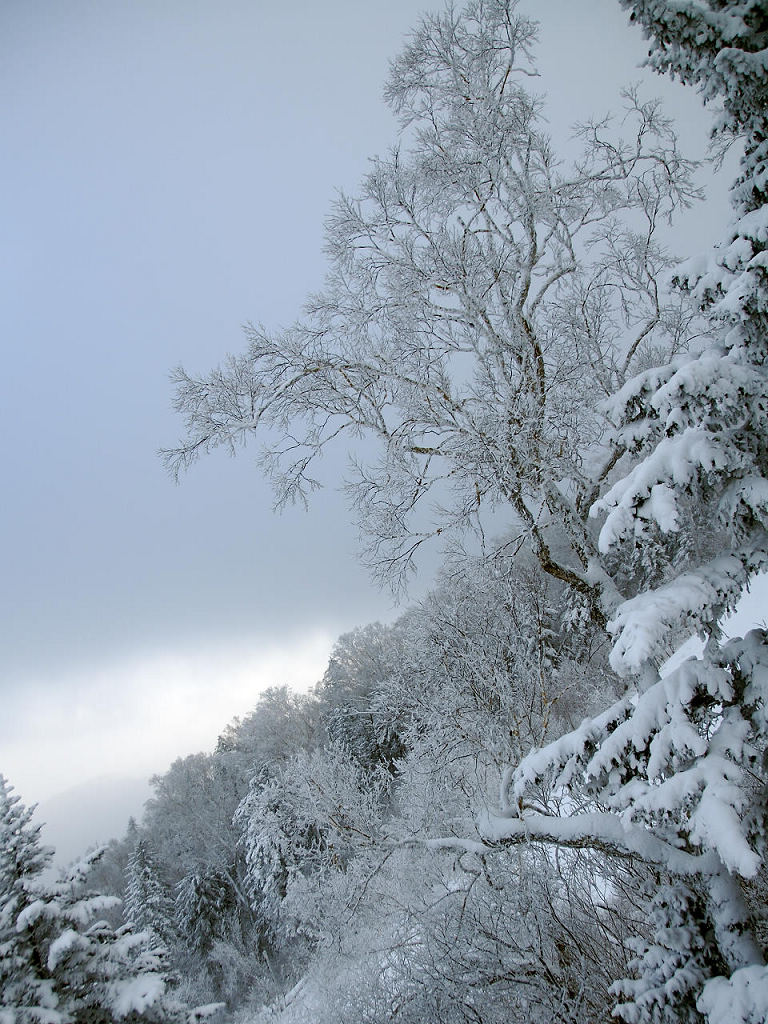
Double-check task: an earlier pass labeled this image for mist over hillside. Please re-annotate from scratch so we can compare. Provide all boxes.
[37,775,151,868]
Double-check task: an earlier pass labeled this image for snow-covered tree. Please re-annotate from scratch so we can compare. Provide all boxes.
[175,869,237,962]
[216,687,319,778]
[477,3,768,1021]
[82,829,137,930]
[165,0,699,614]
[32,851,184,1024]
[124,838,176,949]
[317,623,408,773]
[0,775,56,1024]
[174,867,256,1004]
[237,743,388,953]
[1,777,183,1024]
[613,878,727,1024]
[161,0,768,1019]
[143,754,239,884]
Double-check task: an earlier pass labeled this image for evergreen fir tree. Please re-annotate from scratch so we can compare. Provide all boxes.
[613,881,727,1024]
[1,777,184,1024]
[124,839,176,950]
[175,869,237,962]
[0,775,57,1024]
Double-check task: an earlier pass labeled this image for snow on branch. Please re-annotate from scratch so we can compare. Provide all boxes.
[500,629,768,875]
[608,551,767,673]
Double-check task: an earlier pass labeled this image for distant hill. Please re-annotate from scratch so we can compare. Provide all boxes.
[37,775,152,868]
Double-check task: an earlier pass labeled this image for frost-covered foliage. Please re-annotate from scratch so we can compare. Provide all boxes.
[135,688,322,1006]
[124,838,177,948]
[143,688,319,892]
[216,687,319,776]
[0,775,57,1024]
[143,752,242,887]
[165,0,700,616]
[0,777,184,1024]
[315,624,409,773]
[248,840,638,1024]
[140,0,768,1021]
[403,553,614,759]
[495,1,768,1021]
[613,880,726,1024]
[237,742,388,951]
[101,539,627,1020]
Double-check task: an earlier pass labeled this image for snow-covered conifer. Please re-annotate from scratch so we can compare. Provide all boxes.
[613,880,726,1024]
[124,838,176,949]
[37,848,183,1024]
[1,778,184,1024]
[0,775,56,1024]
[175,869,237,961]
[175,868,247,1001]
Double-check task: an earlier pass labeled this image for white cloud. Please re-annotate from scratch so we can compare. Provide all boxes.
[4,631,333,805]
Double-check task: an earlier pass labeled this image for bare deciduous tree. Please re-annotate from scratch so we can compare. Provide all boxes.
[164,0,700,621]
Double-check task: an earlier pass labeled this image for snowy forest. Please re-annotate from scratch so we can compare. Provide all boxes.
[3,0,768,1021]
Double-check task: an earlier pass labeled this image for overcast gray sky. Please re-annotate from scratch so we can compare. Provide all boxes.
[1,0,738,805]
